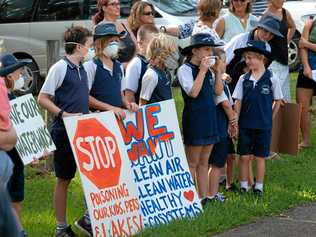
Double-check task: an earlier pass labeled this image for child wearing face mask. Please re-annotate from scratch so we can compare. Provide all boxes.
[124,24,159,104]
[0,53,31,237]
[38,26,93,237]
[84,22,138,120]
[139,33,178,106]
[177,33,225,207]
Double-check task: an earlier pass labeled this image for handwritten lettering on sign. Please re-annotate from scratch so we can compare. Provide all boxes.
[117,100,202,227]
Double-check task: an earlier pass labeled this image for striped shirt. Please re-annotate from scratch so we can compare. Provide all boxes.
[252,0,268,17]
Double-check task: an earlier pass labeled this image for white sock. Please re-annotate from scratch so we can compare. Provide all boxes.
[255,182,263,191]
[240,181,249,190]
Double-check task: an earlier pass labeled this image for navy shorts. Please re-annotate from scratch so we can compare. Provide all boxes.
[228,138,236,154]
[7,149,24,202]
[51,127,77,180]
[237,128,271,158]
[296,70,316,95]
[184,135,219,146]
[209,138,229,168]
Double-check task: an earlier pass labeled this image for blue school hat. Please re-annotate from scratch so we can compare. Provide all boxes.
[181,33,224,55]
[251,15,284,38]
[93,22,126,41]
[0,53,31,77]
[234,40,274,63]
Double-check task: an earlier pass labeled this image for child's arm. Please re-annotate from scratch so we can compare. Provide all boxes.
[299,19,314,79]
[212,58,225,96]
[139,69,158,106]
[272,100,281,120]
[0,126,17,151]
[124,57,142,104]
[89,96,126,119]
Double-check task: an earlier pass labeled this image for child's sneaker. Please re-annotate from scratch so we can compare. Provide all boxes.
[75,216,92,236]
[226,183,239,192]
[201,197,212,208]
[214,193,226,203]
[253,188,263,197]
[239,187,248,194]
[20,230,27,237]
[55,226,78,237]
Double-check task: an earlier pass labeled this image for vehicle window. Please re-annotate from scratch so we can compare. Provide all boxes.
[0,0,34,23]
[149,0,196,16]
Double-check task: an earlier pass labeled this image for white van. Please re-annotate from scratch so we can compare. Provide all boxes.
[0,0,197,94]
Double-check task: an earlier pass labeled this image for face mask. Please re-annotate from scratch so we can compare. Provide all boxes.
[165,52,180,70]
[103,41,119,58]
[13,76,25,91]
[84,48,95,61]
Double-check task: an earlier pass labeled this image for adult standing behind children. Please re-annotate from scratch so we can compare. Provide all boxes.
[93,0,136,63]
[38,26,93,237]
[296,18,316,148]
[264,0,296,102]
[215,0,257,43]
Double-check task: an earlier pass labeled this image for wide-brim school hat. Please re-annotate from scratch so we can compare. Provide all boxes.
[93,22,126,41]
[181,33,224,55]
[0,53,32,77]
[234,40,274,62]
[250,15,284,38]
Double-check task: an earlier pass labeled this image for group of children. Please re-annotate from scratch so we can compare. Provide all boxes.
[0,16,283,237]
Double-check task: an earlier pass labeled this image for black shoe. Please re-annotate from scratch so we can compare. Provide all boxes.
[226,183,239,192]
[239,187,248,194]
[74,216,93,237]
[253,188,263,197]
[55,226,78,237]
[201,197,212,208]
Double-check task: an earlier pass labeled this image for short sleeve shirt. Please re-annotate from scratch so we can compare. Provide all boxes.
[140,67,158,101]
[124,56,142,93]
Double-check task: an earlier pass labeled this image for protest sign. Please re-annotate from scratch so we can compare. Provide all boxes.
[9,94,55,165]
[117,99,202,228]
[64,112,142,237]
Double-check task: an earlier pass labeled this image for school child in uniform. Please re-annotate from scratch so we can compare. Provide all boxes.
[232,40,283,196]
[177,33,225,206]
[38,26,93,237]
[139,33,178,106]
[124,24,159,104]
[0,53,32,237]
[208,48,237,202]
[84,22,138,119]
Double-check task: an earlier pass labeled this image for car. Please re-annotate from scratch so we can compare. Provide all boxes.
[0,0,196,95]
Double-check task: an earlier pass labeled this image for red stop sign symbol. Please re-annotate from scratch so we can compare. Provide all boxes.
[73,118,122,189]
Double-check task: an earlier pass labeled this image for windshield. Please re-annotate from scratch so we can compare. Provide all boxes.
[149,0,197,16]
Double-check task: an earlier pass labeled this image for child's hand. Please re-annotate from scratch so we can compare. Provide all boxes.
[222,73,232,83]
[212,58,226,74]
[126,102,139,112]
[113,107,126,120]
[200,57,213,72]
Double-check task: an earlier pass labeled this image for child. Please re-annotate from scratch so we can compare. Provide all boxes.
[232,40,283,196]
[177,33,224,206]
[38,26,93,237]
[139,33,178,106]
[0,53,31,237]
[84,22,138,119]
[124,24,158,104]
[208,48,237,202]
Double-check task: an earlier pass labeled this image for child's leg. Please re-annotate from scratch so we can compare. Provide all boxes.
[185,145,203,193]
[239,155,250,190]
[208,166,221,197]
[255,157,265,184]
[54,178,71,225]
[248,157,255,188]
[226,154,235,188]
[196,145,213,199]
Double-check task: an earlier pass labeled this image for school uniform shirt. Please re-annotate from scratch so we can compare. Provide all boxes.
[124,54,148,102]
[232,70,283,129]
[84,59,125,108]
[40,57,90,128]
[140,66,172,103]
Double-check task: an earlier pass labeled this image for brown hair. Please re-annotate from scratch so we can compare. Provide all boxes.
[128,1,155,35]
[64,26,92,55]
[197,0,222,21]
[137,24,158,41]
[229,0,252,14]
[93,0,110,25]
[94,36,113,58]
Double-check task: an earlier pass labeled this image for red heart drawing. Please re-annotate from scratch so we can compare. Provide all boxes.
[183,190,194,202]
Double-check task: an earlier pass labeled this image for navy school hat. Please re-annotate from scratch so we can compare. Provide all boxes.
[180,33,224,55]
[234,40,274,63]
[251,15,284,38]
[0,53,31,77]
[93,22,126,41]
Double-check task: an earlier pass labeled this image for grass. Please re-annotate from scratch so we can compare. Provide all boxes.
[22,73,316,236]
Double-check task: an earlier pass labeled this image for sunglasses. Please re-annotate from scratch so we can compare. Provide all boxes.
[143,11,154,16]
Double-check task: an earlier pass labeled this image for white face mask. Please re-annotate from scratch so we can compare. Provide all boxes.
[13,76,25,91]
[84,48,95,61]
[103,41,119,59]
[165,52,180,70]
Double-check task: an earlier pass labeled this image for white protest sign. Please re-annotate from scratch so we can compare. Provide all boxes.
[9,94,55,165]
[64,112,143,237]
[117,99,202,228]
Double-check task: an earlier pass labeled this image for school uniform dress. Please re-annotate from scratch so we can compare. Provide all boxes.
[40,57,89,179]
[125,54,148,103]
[178,62,218,146]
[233,70,283,158]
[140,66,172,104]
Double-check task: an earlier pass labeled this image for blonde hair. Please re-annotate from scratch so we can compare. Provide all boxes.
[128,1,155,34]
[197,0,222,21]
[243,51,269,65]
[146,33,177,68]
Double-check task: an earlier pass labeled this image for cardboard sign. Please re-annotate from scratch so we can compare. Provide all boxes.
[9,94,55,165]
[64,112,142,237]
[270,103,301,155]
[117,100,202,228]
